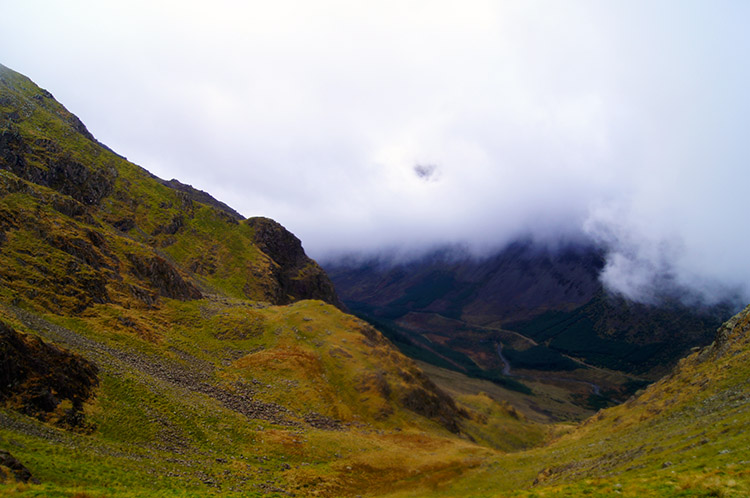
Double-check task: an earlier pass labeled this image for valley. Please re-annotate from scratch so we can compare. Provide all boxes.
[1,63,748,498]
[325,246,730,418]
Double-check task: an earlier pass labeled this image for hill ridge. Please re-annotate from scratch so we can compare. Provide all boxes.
[0,62,340,311]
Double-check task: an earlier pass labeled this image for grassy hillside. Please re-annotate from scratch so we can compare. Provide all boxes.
[0,64,549,496]
[1,63,747,498]
[384,304,750,498]
[0,62,339,311]
[5,299,747,497]
[1,297,540,497]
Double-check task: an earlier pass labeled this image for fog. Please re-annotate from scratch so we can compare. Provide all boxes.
[2,1,748,304]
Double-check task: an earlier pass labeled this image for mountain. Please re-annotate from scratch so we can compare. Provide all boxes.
[327,241,605,324]
[0,63,341,313]
[0,63,544,495]
[324,241,731,413]
[1,63,748,497]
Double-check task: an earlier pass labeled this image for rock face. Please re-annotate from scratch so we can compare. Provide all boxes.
[698,303,750,363]
[127,253,203,301]
[0,128,116,205]
[159,178,243,221]
[0,320,98,430]
[247,217,343,309]
[0,450,39,484]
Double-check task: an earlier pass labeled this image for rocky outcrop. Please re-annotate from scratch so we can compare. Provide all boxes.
[247,217,343,308]
[47,156,115,205]
[0,128,116,205]
[698,303,750,363]
[0,320,98,430]
[151,214,184,236]
[126,253,202,301]
[0,128,26,172]
[399,368,467,434]
[247,217,308,269]
[159,178,243,221]
[0,450,39,484]
[45,232,114,271]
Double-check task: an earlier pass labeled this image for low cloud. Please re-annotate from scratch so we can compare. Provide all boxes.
[2,1,749,306]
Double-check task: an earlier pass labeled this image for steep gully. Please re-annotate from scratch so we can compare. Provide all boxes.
[497,343,602,396]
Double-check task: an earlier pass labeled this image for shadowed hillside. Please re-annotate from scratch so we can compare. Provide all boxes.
[325,244,731,413]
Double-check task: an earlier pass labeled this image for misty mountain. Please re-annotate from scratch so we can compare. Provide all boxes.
[324,240,731,398]
[0,61,483,491]
[326,241,604,324]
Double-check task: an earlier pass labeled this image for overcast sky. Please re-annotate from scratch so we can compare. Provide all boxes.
[2,1,749,305]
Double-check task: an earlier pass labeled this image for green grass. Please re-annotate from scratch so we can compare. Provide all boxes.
[2,62,748,498]
[3,296,527,496]
[387,307,750,498]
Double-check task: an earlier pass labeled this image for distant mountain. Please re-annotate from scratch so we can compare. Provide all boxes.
[325,241,731,404]
[327,241,604,323]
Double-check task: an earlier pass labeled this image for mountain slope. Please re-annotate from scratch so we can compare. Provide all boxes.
[325,243,729,413]
[409,303,750,497]
[327,242,605,324]
[0,62,341,312]
[0,297,502,496]
[0,64,547,496]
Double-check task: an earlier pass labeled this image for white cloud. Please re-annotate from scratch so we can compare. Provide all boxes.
[2,0,749,305]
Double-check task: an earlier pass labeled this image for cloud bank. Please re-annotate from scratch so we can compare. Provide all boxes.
[2,1,749,305]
